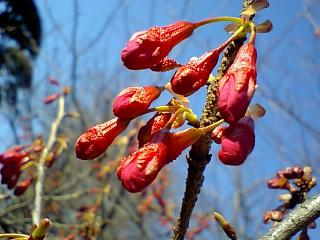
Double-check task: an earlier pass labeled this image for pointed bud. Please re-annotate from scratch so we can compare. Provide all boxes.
[137,112,171,147]
[218,116,255,165]
[170,49,220,96]
[113,86,162,120]
[75,118,130,160]
[150,57,182,72]
[43,93,60,104]
[14,178,33,196]
[116,130,169,193]
[218,43,257,123]
[121,21,197,70]
[267,177,291,190]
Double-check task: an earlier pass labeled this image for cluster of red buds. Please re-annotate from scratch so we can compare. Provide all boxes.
[75,7,271,192]
[264,166,317,239]
[0,139,43,196]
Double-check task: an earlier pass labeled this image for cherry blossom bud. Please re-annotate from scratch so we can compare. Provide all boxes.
[138,112,171,147]
[116,130,169,193]
[113,86,162,120]
[218,116,255,165]
[14,178,33,196]
[150,57,182,72]
[121,21,197,70]
[218,43,257,123]
[170,49,220,96]
[75,118,130,160]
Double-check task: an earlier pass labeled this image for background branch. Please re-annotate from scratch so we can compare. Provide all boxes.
[259,194,320,240]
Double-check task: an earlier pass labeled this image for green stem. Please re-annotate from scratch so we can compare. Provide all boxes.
[199,119,224,133]
[0,233,29,239]
[215,25,246,53]
[195,16,244,27]
[249,22,256,44]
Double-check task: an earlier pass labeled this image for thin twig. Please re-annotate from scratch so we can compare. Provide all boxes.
[259,194,320,240]
[32,96,65,224]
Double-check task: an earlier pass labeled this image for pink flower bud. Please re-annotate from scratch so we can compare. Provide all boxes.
[121,21,197,70]
[113,86,162,120]
[75,118,130,160]
[14,178,33,196]
[116,131,169,193]
[218,116,255,165]
[170,49,220,96]
[138,112,171,147]
[218,43,257,123]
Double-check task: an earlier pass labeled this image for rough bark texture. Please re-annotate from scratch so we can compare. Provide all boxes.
[259,194,320,240]
[171,1,254,239]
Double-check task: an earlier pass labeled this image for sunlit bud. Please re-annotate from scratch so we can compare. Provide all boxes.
[14,178,33,196]
[170,49,220,96]
[303,166,312,180]
[263,210,283,224]
[137,112,171,147]
[116,130,169,193]
[278,193,292,203]
[113,86,162,120]
[150,57,182,72]
[43,93,60,104]
[218,116,255,165]
[218,43,257,123]
[30,218,51,240]
[210,125,227,144]
[121,21,198,70]
[75,118,130,160]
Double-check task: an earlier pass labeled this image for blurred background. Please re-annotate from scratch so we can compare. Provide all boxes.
[0,0,319,239]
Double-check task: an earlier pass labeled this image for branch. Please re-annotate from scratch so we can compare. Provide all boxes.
[32,95,65,224]
[171,1,254,239]
[259,194,320,240]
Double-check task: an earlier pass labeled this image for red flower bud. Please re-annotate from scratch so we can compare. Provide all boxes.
[218,43,257,123]
[14,178,33,196]
[113,86,162,120]
[75,118,130,160]
[0,145,28,165]
[218,116,255,165]
[137,112,171,147]
[116,131,169,193]
[150,57,182,72]
[267,177,292,190]
[170,49,220,96]
[121,21,198,70]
